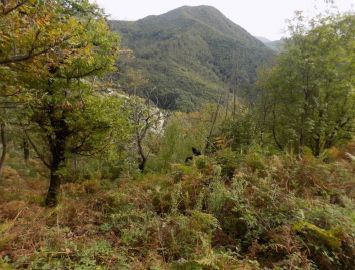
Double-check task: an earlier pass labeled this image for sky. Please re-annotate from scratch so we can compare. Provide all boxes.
[92,0,354,40]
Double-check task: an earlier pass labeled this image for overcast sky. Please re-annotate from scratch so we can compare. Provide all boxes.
[92,0,354,40]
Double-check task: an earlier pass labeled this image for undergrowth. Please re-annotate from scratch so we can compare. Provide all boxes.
[0,147,354,269]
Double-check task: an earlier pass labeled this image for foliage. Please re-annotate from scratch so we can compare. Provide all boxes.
[0,2,354,270]
[1,139,354,269]
[221,108,257,151]
[256,14,355,155]
[124,95,166,172]
[0,0,131,205]
[147,112,205,172]
[110,5,274,110]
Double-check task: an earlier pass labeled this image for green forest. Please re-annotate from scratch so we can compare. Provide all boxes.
[110,5,274,111]
[0,1,354,269]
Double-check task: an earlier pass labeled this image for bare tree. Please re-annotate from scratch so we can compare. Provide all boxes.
[128,94,166,172]
[205,94,224,153]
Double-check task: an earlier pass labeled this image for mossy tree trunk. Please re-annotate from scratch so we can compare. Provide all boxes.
[44,105,69,207]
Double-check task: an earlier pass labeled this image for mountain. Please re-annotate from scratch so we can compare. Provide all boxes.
[110,5,275,111]
[256,36,271,43]
[265,39,285,53]
[256,36,285,53]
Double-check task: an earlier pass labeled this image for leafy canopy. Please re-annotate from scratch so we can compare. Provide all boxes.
[256,13,355,155]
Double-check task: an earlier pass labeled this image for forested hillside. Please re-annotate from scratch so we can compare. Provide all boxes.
[110,6,274,110]
[264,39,285,53]
[0,1,354,269]
[257,38,286,53]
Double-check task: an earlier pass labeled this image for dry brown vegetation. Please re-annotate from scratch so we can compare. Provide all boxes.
[0,142,354,269]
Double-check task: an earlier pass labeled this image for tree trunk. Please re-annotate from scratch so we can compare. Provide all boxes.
[45,167,61,207]
[23,138,30,163]
[138,156,147,172]
[0,122,7,177]
[313,137,321,157]
[137,136,147,172]
[45,115,68,207]
[271,107,283,151]
[45,143,65,207]
[205,95,223,153]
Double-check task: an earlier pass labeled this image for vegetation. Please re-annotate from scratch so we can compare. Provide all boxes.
[0,0,130,206]
[264,39,285,53]
[255,14,354,156]
[0,1,354,270]
[110,5,274,111]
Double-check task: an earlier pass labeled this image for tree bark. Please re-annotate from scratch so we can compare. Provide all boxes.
[44,107,68,207]
[45,168,61,207]
[271,107,283,151]
[138,156,147,172]
[313,139,320,157]
[23,138,30,163]
[137,136,147,172]
[45,139,66,207]
[0,122,7,176]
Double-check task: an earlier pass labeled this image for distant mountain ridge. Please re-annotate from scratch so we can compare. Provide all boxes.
[256,36,286,53]
[256,36,271,43]
[265,39,285,53]
[110,5,275,111]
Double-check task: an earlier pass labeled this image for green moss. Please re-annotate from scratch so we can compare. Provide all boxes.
[292,221,341,250]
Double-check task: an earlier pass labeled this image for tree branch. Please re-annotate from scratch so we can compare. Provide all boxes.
[23,129,51,169]
[0,34,74,65]
[1,0,30,16]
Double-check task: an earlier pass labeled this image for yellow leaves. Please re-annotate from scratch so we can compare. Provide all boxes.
[34,12,52,28]
[0,30,11,42]
[18,3,32,15]
[214,136,227,149]
[1,0,119,107]
[83,44,92,55]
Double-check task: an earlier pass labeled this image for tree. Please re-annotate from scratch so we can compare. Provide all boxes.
[0,120,6,176]
[0,0,104,173]
[2,0,127,206]
[0,0,103,66]
[118,67,166,172]
[256,13,355,155]
[220,107,256,151]
[127,95,165,172]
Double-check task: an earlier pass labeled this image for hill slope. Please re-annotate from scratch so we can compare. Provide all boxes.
[257,37,286,53]
[256,36,271,43]
[110,5,275,110]
[265,39,286,53]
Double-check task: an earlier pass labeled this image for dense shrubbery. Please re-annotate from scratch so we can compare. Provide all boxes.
[0,139,354,269]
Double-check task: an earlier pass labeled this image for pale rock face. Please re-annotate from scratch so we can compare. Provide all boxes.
[111,89,167,134]
[345,152,355,162]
